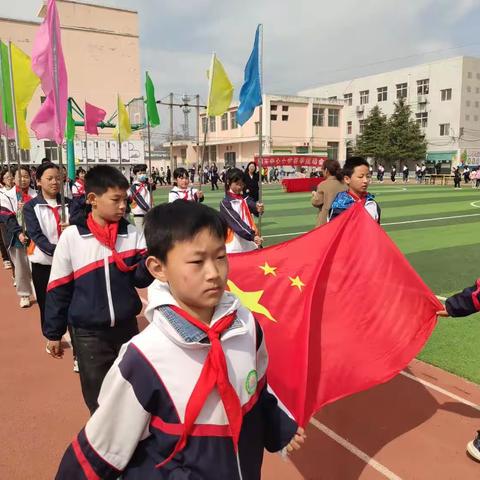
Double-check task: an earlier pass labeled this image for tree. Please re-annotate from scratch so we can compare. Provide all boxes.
[355,106,389,163]
[387,98,427,164]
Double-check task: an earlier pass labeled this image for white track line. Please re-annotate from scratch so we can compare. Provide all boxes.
[264,213,480,239]
[309,418,402,480]
[399,371,480,411]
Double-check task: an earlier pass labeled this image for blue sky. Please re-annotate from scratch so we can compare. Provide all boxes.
[2,0,480,135]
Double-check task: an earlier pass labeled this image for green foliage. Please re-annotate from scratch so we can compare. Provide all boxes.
[355,98,427,164]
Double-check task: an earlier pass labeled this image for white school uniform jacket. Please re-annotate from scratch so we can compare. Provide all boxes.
[129,181,151,216]
[168,186,201,203]
[23,194,71,265]
[55,280,297,479]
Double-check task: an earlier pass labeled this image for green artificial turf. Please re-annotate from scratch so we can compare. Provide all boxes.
[154,182,480,384]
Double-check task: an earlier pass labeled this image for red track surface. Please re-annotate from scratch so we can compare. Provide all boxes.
[1,267,479,479]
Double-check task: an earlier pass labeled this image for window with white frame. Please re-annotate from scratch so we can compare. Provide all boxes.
[359,119,366,134]
[201,117,208,133]
[221,113,228,130]
[209,116,216,132]
[344,93,352,106]
[230,110,237,129]
[327,142,339,161]
[439,123,450,136]
[416,112,428,127]
[360,90,369,105]
[417,79,429,95]
[441,88,452,101]
[347,121,352,134]
[396,83,408,98]
[312,107,324,126]
[328,109,339,127]
[377,86,387,102]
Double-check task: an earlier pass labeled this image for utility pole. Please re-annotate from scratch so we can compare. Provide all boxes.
[169,92,174,170]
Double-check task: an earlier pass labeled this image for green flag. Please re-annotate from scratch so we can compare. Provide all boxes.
[66,98,75,141]
[145,72,160,127]
[0,41,14,129]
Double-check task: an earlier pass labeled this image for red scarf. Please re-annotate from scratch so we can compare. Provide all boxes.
[47,204,62,238]
[156,305,242,468]
[86,213,136,273]
[348,190,367,204]
[16,186,32,203]
[227,192,256,230]
[74,179,85,196]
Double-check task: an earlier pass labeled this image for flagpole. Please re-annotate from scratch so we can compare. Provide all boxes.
[144,94,153,207]
[200,53,215,188]
[257,24,264,235]
[7,41,20,165]
[84,99,88,166]
[117,95,123,170]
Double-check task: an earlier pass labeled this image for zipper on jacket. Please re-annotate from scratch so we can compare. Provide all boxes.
[103,247,116,327]
[236,451,244,480]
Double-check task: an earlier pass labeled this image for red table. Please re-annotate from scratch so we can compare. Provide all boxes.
[281,177,324,192]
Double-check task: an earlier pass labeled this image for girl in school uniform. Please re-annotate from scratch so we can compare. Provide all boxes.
[71,167,86,199]
[168,167,205,203]
[219,167,264,253]
[24,162,70,327]
[0,165,37,307]
[0,168,14,271]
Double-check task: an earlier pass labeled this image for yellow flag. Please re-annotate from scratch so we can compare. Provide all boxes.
[11,43,40,150]
[114,95,132,142]
[206,54,234,117]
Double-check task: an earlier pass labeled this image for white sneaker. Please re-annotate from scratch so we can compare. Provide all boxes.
[3,260,12,270]
[19,296,30,308]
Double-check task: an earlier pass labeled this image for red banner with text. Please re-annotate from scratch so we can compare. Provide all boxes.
[254,154,327,167]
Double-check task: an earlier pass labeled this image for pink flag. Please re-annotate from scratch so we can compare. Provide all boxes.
[85,102,106,136]
[30,0,68,145]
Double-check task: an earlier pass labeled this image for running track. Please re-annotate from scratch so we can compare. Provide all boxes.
[1,267,479,479]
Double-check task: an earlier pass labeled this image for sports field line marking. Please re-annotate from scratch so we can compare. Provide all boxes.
[309,418,402,480]
[263,213,480,239]
[470,201,480,208]
[399,371,480,412]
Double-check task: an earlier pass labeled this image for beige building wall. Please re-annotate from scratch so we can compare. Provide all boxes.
[0,0,142,164]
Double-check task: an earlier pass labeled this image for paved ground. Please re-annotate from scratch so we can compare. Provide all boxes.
[1,266,480,479]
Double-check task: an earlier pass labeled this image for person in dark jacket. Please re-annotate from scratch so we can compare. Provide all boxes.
[43,165,152,414]
[437,283,480,462]
[243,161,260,202]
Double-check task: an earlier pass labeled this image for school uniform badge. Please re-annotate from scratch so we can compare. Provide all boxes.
[245,369,258,395]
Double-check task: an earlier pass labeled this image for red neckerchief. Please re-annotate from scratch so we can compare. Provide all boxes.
[46,203,62,238]
[86,213,136,273]
[156,305,242,469]
[16,186,32,203]
[227,192,256,230]
[348,190,367,205]
[74,179,85,195]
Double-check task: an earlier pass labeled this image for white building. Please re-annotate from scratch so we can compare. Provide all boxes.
[299,56,480,169]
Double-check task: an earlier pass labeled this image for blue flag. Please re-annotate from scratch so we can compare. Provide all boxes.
[236,25,262,126]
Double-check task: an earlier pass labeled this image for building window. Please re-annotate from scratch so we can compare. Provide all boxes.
[327,142,339,161]
[441,88,452,101]
[270,114,277,121]
[475,115,479,122]
[476,101,479,108]
[230,110,237,129]
[44,141,58,161]
[328,109,339,127]
[439,123,450,136]
[255,122,260,135]
[209,145,217,163]
[476,87,480,94]
[417,79,429,95]
[467,86,472,93]
[209,116,216,132]
[271,104,277,111]
[347,121,352,134]
[201,117,208,133]
[466,115,471,121]
[360,90,369,105]
[328,96,337,101]
[221,113,228,130]
[467,100,471,107]
[282,105,289,112]
[468,72,473,79]
[282,115,289,121]
[477,73,480,80]
[416,112,428,128]
[396,82,408,98]
[359,119,366,134]
[377,86,387,102]
[312,107,324,126]
[344,93,352,106]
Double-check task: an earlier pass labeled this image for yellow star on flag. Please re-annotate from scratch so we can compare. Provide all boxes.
[227,280,276,322]
[259,262,277,277]
[289,276,305,292]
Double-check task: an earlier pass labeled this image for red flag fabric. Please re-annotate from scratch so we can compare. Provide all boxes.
[227,203,441,426]
[85,101,106,136]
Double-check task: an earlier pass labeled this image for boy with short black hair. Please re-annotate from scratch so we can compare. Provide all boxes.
[168,166,204,203]
[328,156,381,223]
[54,200,304,479]
[43,165,152,414]
[129,163,151,230]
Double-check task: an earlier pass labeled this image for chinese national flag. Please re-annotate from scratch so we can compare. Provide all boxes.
[227,203,442,426]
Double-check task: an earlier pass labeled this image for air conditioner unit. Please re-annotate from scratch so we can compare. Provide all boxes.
[418,95,427,104]
[356,105,365,114]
